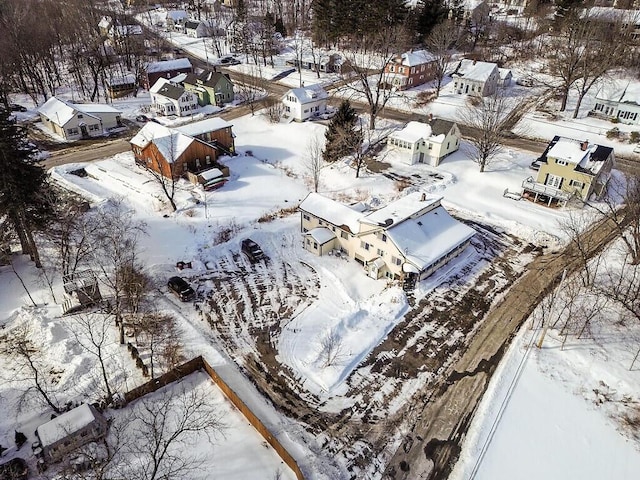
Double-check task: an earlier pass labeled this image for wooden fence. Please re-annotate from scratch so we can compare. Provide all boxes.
[123,356,305,480]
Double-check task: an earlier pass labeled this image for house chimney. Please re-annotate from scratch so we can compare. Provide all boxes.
[420,193,426,202]
[580,140,588,151]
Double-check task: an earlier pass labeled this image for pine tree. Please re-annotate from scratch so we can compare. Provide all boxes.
[0,107,55,267]
[235,0,248,22]
[323,100,359,162]
[415,0,449,38]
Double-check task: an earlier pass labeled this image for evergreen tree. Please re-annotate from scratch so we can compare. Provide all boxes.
[235,0,247,22]
[415,0,449,38]
[323,100,359,162]
[0,107,55,267]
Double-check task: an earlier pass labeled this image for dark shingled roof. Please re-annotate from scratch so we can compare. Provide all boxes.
[184,70,230,89]
[157,83,187,100]
[184,20,200,30]
[430,118,455,136]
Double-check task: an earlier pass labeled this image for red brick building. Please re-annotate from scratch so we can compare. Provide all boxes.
[383,49,437,90]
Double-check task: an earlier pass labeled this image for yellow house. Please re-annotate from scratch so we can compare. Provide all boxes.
[522,136,615,207]
[299,192,475,282]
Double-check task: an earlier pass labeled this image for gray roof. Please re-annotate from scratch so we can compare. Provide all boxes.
[430,119,455,136]
[184,20,200,30]
[157,82,187,100]
[184,70,231,89]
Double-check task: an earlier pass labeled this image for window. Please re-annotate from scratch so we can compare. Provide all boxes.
[77,114,83,119]
[556,159,568,166]
[303,214,310,221]
[313,242,318,249]
[570,179,585,189]
[381,233,387,242]
[391,256,402,266]
[360,241,370,251]
[546,174,563,189]
[377,248,385,256]
[206,155,211,165]
[428,143,432,150]
[341,231,348,239]
[67,127,79,135]
[306,238,310,245]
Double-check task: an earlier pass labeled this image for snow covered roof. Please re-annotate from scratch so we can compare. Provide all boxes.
[199,168,223,181]
[38,96,121,126]
[153,81,188,100]
[166,10,188,21]
[98,16,112,29]
[399,49,435,67]
[130,122,196,162]
[585,6,640,23]
[385,203,476,272]
[285,85,328,104]
[150,77,172,93]
[498,68,512,80]
[306,227,336,244]
[174,117,231,137]
[299,193,365,234]
[596,81,640,106]
[390,121,432,143]
[147,58,192,74]
[110,24,143,36]
[545,137,613,175]
[362,192,442,228]
[453,60,498,82]
[37,404,101,447]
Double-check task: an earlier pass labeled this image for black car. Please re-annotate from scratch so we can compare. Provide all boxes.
[135,114,149,122]
[220,56,241,65]
[0,458,28,480]
[9,103,27,112]
[168,276,196,302]
[241,239,266,263]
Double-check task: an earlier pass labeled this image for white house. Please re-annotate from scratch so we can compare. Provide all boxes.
[149,78,199,117]
[36,404,109,463]
[282,85,328,122]
[299,192,475,282]
[184,19,222,38]
[451,59,500,96]
[387,119,461,166]
[38,96,123,141]
[592,81,640,125]
[166,10,189,30]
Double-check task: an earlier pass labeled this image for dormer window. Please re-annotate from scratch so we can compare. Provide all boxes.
[77,114,83,119]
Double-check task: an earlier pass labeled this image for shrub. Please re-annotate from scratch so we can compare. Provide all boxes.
[611,117,619,124]
[415,90,437,107]
[606,127,620,139]
[629,131,640,144]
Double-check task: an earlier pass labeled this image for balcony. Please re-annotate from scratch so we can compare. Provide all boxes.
[521,177,572,206]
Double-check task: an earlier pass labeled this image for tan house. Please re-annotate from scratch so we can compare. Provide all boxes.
[522,136,615,206]
[299,192,475,282]
[36,404,108,463]
[130,122,230,179]
[38,96,123,141]
[387,119,461,166]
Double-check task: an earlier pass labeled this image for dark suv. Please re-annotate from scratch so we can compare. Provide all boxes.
[167,276,196,301]
[241,239,266,263]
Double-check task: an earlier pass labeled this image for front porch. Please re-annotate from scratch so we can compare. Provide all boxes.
[521,177,572,207]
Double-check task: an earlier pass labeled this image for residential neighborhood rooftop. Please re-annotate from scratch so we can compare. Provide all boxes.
[453,59,497,82]
[174,117,232,137]
[398,49,435,66]
[286,85,328,103]
[299,192,365,234]
[38,96,120,126]
[146,58,192,73]
[36,404,101,447]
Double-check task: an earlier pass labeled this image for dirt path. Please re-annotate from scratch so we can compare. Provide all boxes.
[382,209,631,479]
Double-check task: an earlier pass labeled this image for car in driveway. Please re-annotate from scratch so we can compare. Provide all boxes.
[241,239,266,263]
[9,103,27,112]
[167,276,196,301]
[219,56,241,65]
[135,114,149,122]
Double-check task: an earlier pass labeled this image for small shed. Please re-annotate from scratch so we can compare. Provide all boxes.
[36,404,109,463]
[61,270,102,315]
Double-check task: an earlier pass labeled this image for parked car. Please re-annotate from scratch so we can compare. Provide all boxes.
[135,114,149,122]
[0,458,28,480]
[241,239,266,263]
[167,276,196,302]
[9,103,27,112]
[220,56,241,65]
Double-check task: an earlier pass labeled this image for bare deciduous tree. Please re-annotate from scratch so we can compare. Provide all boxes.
[236,65,267,116]
[457,92,511,173]
[68,313,118,402]
[319,328,346,368]
[426,20,460,98]
[304,135,325,192]
[119,385,226,480]
[0,324,62,413]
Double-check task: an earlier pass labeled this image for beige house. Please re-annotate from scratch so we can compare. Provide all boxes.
[387,119,461,166]
[522,136,615,206]
[299,192,475,282]
[36,404,109,463]
[38,96,123,141]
